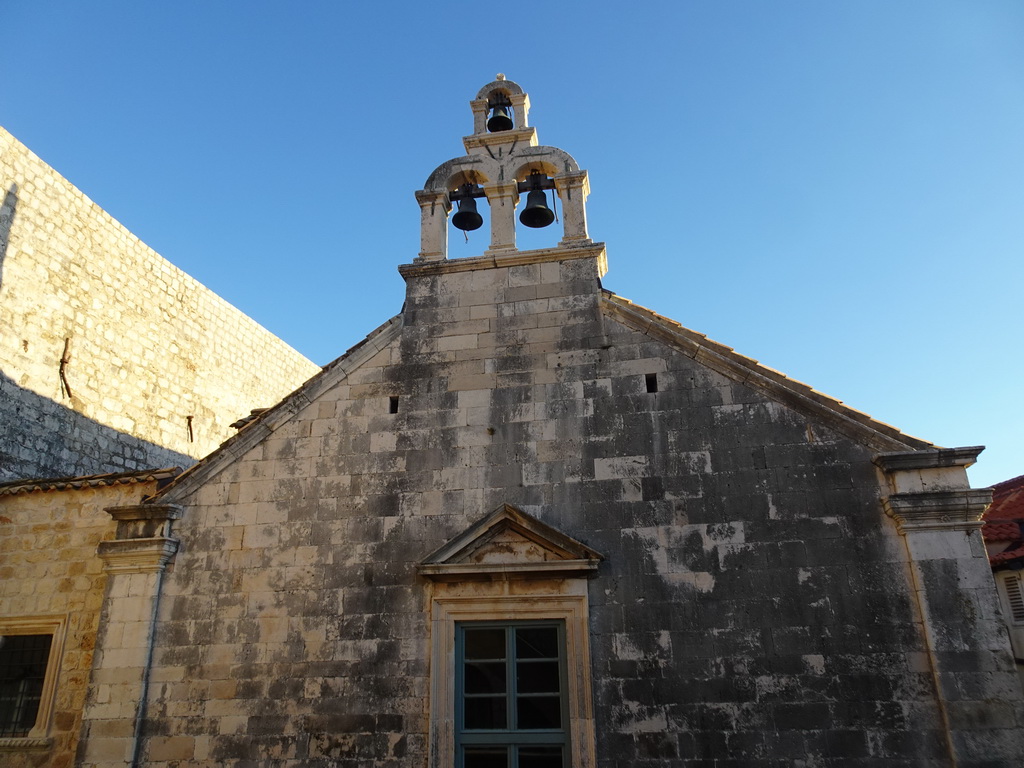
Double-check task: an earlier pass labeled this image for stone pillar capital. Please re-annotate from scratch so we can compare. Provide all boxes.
[881,489,992,534]
[553,170,590,195]
[97,503,183,574]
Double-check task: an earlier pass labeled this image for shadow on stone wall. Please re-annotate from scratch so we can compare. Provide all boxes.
[0,183,15,291]
[0,368,195,482]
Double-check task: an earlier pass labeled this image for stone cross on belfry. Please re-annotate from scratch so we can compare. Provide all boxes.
[416,77,592,261]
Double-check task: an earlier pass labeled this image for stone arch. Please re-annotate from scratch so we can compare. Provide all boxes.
[423,157,493,192]
[476,78,525,103]
[510,147,580,181]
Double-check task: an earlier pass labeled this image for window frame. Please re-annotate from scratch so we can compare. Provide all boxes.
[455,620,570,767]
[0,615,66,749]
[428,593,596,768]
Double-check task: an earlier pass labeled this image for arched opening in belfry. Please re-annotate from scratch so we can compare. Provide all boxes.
[447,170,491,252]
[486,91,515,133]
[513,163,562,251]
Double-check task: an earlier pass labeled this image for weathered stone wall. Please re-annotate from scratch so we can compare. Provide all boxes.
[0,127,321,481]
[0,479,162,768]
[129,251,1023,767]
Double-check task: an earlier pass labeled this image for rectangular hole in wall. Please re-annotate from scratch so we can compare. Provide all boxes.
[645,373,658,393]
[389,396,399,414]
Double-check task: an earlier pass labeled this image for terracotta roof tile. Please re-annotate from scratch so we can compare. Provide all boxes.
[984,474,1024,522]
[984,522,1022,542]
[0,467,182,497]
[982,475,1024,568]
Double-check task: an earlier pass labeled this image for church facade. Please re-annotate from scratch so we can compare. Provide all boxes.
[5,79,1023,768]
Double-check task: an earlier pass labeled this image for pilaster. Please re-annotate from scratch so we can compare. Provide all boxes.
[416,190,451,262]
[875,448,1024,765]
[77,504,182,768]
[554,171,591,245]
[483,181,519,254]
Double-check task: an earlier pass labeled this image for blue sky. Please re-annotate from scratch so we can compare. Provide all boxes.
[3,1,1022,486]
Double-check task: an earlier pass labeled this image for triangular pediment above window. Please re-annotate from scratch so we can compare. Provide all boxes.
[418,504,603,581]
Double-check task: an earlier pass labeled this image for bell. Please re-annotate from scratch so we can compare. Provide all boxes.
[487,104,514,132]
[451,195,483,231]
[519,189,555,228]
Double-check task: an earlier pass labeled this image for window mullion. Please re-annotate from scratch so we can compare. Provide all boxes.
[507,625,517,732]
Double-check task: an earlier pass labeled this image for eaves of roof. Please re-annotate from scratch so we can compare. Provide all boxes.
[0,467,182,497]
[600,291,933,453]
[150,315,403,504]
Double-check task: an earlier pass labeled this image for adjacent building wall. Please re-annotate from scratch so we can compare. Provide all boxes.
[0,475,171,768]
[0,127,321,481]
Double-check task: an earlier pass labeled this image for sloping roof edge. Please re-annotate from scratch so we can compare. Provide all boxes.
[0,467,182,497]
[601,291,932,453]
[151,315,404,503]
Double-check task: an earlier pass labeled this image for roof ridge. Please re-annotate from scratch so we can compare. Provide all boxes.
[600,290,932,453]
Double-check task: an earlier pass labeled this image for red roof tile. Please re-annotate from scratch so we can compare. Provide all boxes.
[984,522,1022,543]
[983,475,1024,568]
[985,474,1024,522]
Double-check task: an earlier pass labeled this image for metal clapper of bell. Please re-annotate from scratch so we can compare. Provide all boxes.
[487,103,514,132]
[451,186,483,231]
[519,178,555,229]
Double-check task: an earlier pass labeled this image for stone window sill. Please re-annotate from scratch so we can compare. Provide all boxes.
[0,737,53,751]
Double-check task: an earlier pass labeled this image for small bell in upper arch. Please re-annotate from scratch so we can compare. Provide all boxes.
[487,104,514,132]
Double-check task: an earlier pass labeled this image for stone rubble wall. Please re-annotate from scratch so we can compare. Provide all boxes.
[0,127,321,481]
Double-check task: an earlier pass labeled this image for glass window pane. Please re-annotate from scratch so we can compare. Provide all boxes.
[518,746,564,768]
[516,660,560,694]
[464,696,507,730]
[464,746,508,768]
[465,628,506,660]
[466,662,507,694]
[0,634,52,738]
[515,627,558,659]
[517,695,561,729]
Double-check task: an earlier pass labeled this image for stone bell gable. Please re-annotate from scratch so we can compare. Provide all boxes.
[71,78,1024,768]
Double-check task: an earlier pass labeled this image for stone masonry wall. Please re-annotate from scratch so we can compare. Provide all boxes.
[121,250,1023,767]
[0,481,160,768]
[0,127,321,480]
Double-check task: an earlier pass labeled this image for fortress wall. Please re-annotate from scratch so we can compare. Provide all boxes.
[0,127,320,480]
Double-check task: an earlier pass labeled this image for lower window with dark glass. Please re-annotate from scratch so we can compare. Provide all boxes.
[0,633,53,738]
[456,621,568,768]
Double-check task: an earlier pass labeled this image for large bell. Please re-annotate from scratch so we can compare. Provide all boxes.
[519,189,555,228]
[487,104,514,132]
[452,195,483,231]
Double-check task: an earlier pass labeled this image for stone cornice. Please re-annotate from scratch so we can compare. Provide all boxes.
[882,489,993,533]
[105,504,184,522]
[873,447,984,472]
[418,560,601,582]
[463,127,538,153]
[97,537,180,574]
[105,503,183,541]
[400,243,607,279]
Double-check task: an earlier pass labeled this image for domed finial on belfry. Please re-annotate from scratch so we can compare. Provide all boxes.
[496,73,505,81]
